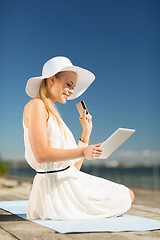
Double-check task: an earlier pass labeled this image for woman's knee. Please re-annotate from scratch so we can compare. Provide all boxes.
[129,189,135,203]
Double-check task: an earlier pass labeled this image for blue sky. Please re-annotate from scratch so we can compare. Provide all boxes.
[0,0,160,163]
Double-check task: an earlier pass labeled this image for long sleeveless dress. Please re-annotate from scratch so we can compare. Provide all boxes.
[23,112,131,220]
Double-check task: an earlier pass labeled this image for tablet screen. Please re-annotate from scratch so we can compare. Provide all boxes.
[98,128,135,159]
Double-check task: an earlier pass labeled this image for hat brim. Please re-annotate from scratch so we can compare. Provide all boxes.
[25,76,46,98]
[25,65,95,100]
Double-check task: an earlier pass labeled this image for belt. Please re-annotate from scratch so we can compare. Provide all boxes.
[36,166,70,174]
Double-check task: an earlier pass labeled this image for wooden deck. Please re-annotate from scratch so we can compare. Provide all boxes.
[0,177,160,239]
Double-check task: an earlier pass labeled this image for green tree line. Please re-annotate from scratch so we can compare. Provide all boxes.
[0,153,8,176]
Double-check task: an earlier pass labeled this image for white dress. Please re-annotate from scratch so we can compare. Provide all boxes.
[23,112,131,220]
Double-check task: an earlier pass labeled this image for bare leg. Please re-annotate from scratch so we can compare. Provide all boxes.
[125,189,135,213]
[119,189,135,217]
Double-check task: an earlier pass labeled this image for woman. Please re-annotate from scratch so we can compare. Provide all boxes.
[23,56,134,220]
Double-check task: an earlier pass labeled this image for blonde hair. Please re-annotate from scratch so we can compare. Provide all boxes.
[36,71,77,140]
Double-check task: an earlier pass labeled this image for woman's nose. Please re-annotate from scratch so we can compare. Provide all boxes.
[68,88,74,94]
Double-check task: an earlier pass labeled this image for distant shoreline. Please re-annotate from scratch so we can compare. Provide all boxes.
[2,159,160,167]
[1,157,160,190]
[0,164,158,190]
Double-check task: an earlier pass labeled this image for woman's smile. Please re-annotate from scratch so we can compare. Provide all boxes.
[63,94,69,99]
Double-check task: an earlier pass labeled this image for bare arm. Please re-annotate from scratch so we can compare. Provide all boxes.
[39,147,85,163]
[74,109,92,170]
[26,99,85,163]
[25,99,103,164]
[74,130,91,170]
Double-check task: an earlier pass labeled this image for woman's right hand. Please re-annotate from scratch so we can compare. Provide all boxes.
[83,143,104,160]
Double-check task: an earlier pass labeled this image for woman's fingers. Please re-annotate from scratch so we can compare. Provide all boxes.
[92,145,104,159]
[86,114,92,123]
[92,153,102,159]
[81,110,92,123]
[93,149,103,154]
[93,149,103,155]
[87,113,92,119]
[83,110,92,119]
[94,145,104,151]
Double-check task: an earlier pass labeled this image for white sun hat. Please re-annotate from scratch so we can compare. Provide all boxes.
[25,56,95,100]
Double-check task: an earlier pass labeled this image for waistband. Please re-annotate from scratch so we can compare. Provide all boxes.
[36,166,70,174]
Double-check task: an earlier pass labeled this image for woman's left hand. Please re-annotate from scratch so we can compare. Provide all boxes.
[79,110,93,133]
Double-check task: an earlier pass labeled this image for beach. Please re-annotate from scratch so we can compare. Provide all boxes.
[0,176,160,239]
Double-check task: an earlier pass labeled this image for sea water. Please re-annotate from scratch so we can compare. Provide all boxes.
[8,165,160,190]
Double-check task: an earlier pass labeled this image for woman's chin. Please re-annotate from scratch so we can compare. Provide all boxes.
[60,97,67,104]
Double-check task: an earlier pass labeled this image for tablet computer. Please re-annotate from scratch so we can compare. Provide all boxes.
[98,128,135,159]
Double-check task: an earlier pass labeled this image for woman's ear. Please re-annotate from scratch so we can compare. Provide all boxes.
[48,76,55,86]
[51,76,54,83]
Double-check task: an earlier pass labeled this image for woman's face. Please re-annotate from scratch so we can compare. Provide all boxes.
[48,71,77,103]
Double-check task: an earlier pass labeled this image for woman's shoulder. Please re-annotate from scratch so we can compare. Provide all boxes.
[23,98,49,128]
[25,98,45,108]
[24,98,46,113]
